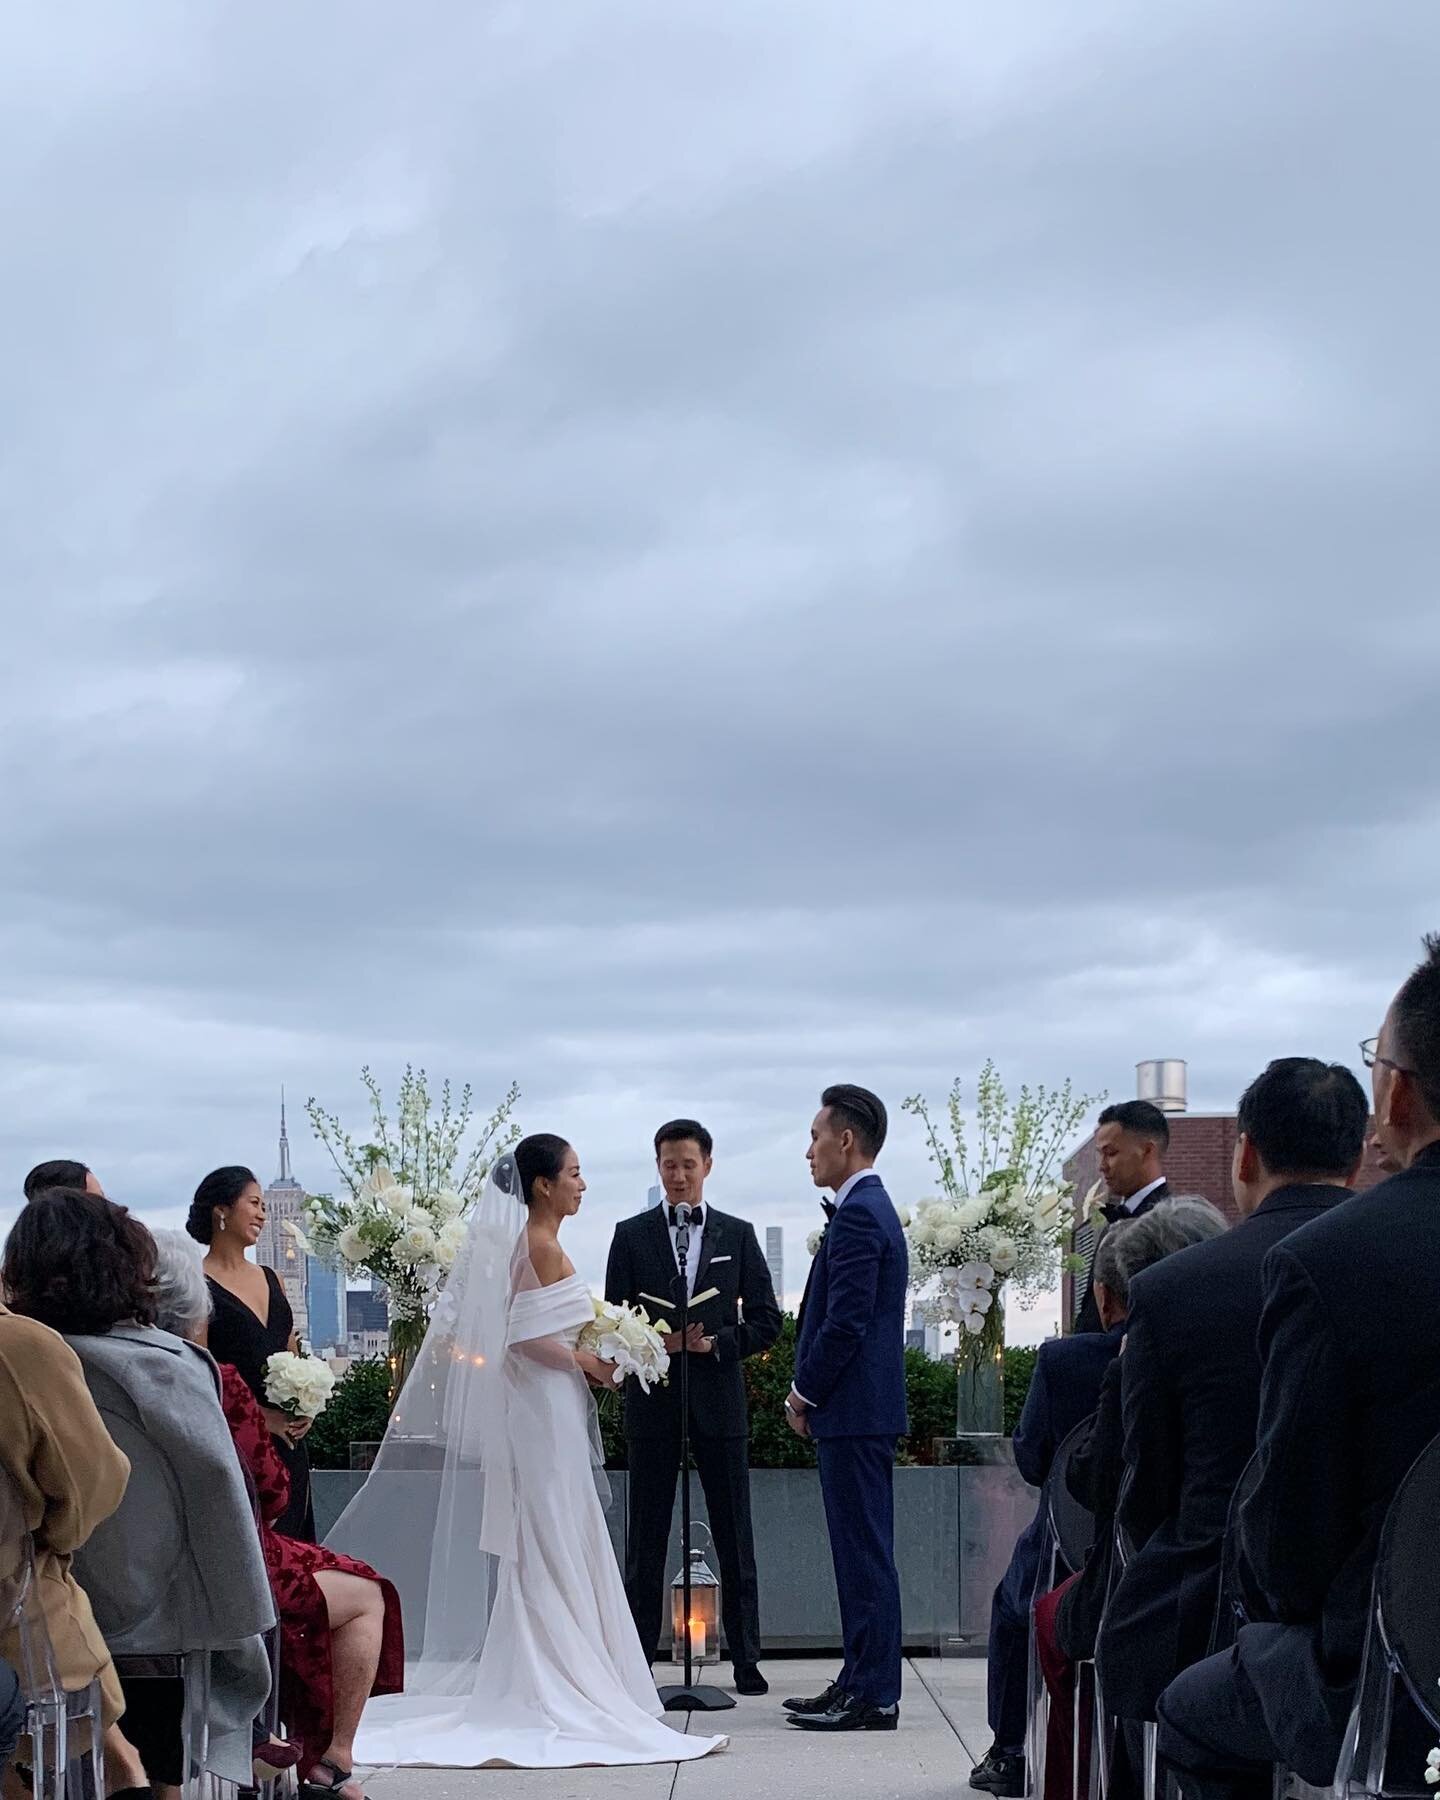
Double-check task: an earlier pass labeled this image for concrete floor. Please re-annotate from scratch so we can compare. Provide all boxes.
[362,1657,988,1800]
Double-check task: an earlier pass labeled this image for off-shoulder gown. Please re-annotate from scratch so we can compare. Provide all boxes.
[353,1273,725,1769]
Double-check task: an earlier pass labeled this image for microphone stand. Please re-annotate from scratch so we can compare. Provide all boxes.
[657,1202,735,1715]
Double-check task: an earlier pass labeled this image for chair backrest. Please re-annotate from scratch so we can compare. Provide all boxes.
[1208,1447,1264,1655]
[1046,1417,1098,1576]
[1376,1429,1440,1732]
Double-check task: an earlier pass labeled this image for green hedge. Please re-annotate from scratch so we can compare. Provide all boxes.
[309,1321,1043,1471]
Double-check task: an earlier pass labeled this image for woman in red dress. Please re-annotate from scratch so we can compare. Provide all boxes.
[218,1366,404,1798]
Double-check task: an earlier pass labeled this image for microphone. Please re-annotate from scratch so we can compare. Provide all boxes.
[672,1202,693,1259]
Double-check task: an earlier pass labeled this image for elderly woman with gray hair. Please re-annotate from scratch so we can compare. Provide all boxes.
[1029,1197,1228,1800]
[148,1232,402,1800]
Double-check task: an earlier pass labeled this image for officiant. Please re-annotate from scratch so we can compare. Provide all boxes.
[605,1119,782,1698]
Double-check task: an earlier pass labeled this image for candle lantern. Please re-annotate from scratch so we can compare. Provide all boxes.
[669,1548,721,1667]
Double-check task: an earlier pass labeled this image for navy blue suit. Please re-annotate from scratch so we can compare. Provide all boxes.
[987,1325,1125,1753]
[794,1172,908,1707]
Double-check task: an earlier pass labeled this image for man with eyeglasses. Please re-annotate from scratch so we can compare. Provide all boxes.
[1156,933,1440,1800]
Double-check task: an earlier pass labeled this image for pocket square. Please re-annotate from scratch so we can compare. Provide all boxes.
[710,1255,732,1265]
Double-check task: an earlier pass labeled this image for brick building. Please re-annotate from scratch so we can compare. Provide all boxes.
[1062,1059,1383,1328]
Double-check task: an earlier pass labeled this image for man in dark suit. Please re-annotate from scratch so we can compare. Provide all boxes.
[782,1085,908,1733]
[969,1305,1128,1795]
[1158,934,1440,1800]
[605,1118,781,1697]
[1074,1101,1171,1333]
[1098,1057,1367,1734]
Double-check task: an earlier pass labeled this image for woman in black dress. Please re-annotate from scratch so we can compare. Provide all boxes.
[187,1166,317,1541]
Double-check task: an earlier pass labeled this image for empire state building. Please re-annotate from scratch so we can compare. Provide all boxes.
[255,1094,309,1341]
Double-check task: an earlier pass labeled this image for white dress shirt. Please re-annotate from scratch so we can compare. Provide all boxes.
[667,1206,706,1299]
[1120,1176,1167,1215]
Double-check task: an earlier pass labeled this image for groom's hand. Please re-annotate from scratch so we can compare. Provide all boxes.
[784,1390,811,1438]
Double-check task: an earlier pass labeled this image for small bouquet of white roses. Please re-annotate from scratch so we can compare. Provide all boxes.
[578,1298,671,1394]
[263,1349,337,1420]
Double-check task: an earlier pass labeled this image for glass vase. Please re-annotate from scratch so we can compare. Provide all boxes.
[955,1299,1005,1436]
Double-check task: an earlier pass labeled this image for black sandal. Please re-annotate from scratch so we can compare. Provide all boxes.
[300,1759,367,1800]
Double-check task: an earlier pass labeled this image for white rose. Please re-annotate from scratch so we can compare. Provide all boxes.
[379,1184,414,1219]
[936,1224,965,1254]
[336,1225,368,1267]
[393,1219,438,1267]
[895,1205,912,1228]
[433,1189,464,1221]
[806,1228,825,1256]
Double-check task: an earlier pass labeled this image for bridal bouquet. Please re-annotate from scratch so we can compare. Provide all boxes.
[579,1298,671,1393]
[264,1350,337,1420]
[902,1063,1099,1358]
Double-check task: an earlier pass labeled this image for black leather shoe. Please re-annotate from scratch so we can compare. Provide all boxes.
[733,1665,770,1696]
[782,1682,843,1716]
[969,1748,1026,1796]
[788,1693,899,1732]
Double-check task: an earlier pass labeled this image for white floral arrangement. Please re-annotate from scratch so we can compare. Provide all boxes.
[906,1180,1070,1336]
[297,1067,519,1338]
[263,1349,337,1420]
[903,1063,1098,1359]
[578,1298,671,1394]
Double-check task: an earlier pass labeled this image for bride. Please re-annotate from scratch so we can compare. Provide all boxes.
[327,1135,726,1769]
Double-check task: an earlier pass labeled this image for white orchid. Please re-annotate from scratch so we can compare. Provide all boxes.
[806,1227,825,1256]
[282,1219,311,1255]
[579,1298,670,1394]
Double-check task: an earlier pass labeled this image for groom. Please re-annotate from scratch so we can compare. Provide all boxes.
[783,1084,908,1732]
[605,1119,782,1697]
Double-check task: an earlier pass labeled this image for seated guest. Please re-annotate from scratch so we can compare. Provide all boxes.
[0,1286,148,1799]
[21,1159,104,1199]
[970,1289,1131,1795]
[150,1231,402,1800]
[3,1189,275,1797]
[1098,1058,1366,1732]
[1159,934,1440,1800]
[1034,1199,1227,1800]
[0,1657,22,1787]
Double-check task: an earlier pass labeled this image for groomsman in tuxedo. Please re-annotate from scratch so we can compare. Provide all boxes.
[1158,934,1440,1800]
[605,1119,781,1697]
[783,1085,908,1733]
[1074,1101,1171,1332]
[1098,1057,1366,1734]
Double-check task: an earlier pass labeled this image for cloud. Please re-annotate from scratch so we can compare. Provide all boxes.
[2,0,1437,1337]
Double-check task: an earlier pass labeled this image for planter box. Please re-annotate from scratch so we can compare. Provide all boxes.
[311,1456,1036,1655]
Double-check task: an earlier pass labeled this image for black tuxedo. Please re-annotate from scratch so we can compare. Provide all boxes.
[1073,1181,1170,1334]
[605,1203,781,1669]
[1098,1183,1349,1720]
[1157,1143,1440,1794]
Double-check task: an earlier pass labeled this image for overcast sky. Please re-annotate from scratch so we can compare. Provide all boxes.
[2,1,1437,1340]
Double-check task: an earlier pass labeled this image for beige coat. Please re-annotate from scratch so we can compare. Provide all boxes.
[0,1304,130,1723]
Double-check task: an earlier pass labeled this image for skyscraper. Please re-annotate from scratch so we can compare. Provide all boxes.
[765,1226,784,1306]
[306,1256,346,1354]
[255,1092,309,1341]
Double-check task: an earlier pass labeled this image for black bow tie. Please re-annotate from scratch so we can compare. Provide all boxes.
[1101,1202,1129,1225]
[821,1199,836,1220]
[668,1206,704,1230]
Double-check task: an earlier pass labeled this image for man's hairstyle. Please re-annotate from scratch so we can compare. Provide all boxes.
[1236,1057,1368,1179]
[1097,1099,1172,1152]
[654,1119,713,1160]
[1393,931,1440,1121]
[3,1187,158,1333]
[23,1159,90,1202]
[821,1085,888,1158]
[1094,1196,1227,1308]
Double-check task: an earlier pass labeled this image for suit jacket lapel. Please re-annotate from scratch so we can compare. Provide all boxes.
[693,1210,725,1295]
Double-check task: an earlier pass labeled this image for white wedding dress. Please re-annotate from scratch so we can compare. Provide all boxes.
[331,1162,725,1771]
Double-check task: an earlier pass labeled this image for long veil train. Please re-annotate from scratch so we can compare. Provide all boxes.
[326,1153,726,1769]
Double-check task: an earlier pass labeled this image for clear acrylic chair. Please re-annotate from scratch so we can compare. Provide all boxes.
[0,1469,105,1800]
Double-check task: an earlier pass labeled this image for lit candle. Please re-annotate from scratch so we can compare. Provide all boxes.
[688,1617,707,1662]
